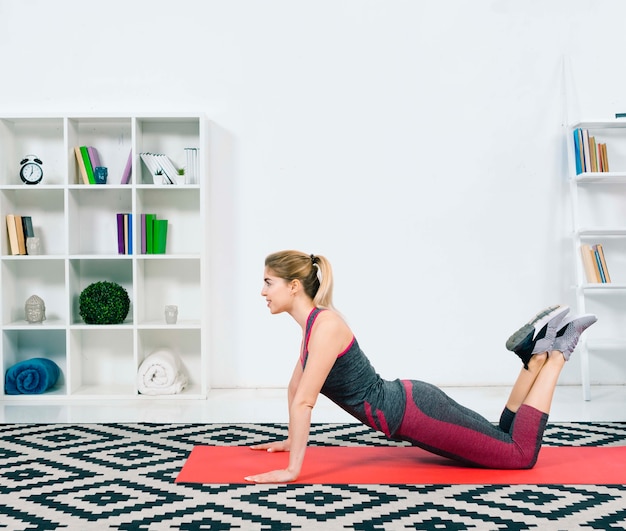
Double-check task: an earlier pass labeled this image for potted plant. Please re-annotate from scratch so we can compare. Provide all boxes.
[79,281,130,324]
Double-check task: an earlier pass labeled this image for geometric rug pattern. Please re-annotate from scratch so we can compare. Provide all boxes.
[0,422,625,530]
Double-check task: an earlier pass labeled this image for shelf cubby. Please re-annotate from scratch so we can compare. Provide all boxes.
[0,117,65,186]
[2,328,67,396]
[1,258,66,326]
[137,328,203,397]
[68,328,135,396]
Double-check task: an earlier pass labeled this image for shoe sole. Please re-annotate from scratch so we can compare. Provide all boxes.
[505,305,567,352]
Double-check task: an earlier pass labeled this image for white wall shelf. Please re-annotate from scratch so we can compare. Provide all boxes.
[568,121,626,400]
[0,114,208,401]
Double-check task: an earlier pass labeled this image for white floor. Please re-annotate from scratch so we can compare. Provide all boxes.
[1,385,625,424]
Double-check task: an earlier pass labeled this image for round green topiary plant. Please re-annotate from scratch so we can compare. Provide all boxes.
[79,281,130,325]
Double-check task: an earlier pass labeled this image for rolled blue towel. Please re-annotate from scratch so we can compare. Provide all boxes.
[5,358,61,395]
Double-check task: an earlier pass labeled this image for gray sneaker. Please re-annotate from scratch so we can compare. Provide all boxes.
[553,314,598,361]
[505,305,570,369]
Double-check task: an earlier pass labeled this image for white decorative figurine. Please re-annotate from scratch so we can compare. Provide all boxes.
[25,294,46,324]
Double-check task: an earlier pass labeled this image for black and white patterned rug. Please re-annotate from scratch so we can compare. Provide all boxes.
[1,422,625,530]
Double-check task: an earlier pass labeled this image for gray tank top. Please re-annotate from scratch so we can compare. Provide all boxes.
[302,308,406,437]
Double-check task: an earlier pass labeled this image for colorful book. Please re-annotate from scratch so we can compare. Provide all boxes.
[127,213,133,255]
[87,146,101,170]
[140,214,147,254]
[74,146,90,184]
[580,244,600,283]
[6,214,20,255]
[15,215,26,255]
[573,128,610,174]
[117,213,125,254]
[79,146,95,184]
[594,244,611,283]
[582,129,591,172]
[123,214,129,254]
[145,213,156,254]
[21,216,34,239]
[121,149,132,184]
[152,219,168,254]
[573,129,582,175]
[590,136,598,172]
[593,248,605,282]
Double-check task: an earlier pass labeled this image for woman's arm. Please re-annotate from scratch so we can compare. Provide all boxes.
[245,313,352,483]
[248,359,303,454]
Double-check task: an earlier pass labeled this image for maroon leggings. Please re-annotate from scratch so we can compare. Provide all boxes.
[394,380,548,469]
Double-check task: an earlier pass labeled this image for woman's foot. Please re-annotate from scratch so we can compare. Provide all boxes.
[505,305,570,369]
[553,314,598,361]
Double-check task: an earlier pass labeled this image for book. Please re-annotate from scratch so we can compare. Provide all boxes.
[79,146,95,184]
[145,214,156,254]
[140,153,160,183]
[75,146,90,184]
[589,136,598,172]
[580,244,600,283]
[140,152,181,184]
[116,213,133,254]
[573,129,582,175]
[152,219,168,254]
[87,146,101,170]
[21,216,34,239]
[140,214,147,254]
[572,128,610,174]
[127,213,133,255]
[156,154,174,184]
[185,147,199,184]
[123,214,129,254]
[594,247,605,282]
[594,244,611,283]
[601,143,609,172]
[582,129,591,172]
[121,149,132,184]
[6,214,20,255]
[117,213,125,254]
[15,215,26,255]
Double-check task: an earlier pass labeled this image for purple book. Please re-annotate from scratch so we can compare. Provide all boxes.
[87,147,101,168]
[116,213,125,254]
[121,149,132,184]
[140,213,147,254]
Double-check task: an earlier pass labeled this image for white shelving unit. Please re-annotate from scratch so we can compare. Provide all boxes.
[567,121,626,401]
[0,114,209,400]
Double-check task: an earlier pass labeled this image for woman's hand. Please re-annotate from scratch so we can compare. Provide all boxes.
[244,468,298,483]
[249,440,290,453]
[245,440,297,482]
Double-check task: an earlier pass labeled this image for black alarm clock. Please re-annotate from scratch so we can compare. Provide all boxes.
[20,155,43,185]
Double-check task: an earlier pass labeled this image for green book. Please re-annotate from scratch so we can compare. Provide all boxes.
[145,214,156,254]
[153,219,168,254]
[79,146,95,184]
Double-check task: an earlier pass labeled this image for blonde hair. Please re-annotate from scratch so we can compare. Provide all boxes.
[265,250,335,310]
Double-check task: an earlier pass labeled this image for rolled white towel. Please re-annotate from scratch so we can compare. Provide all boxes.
[137,348,188,395]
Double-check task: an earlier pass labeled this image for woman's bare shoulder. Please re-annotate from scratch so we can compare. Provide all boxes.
[314,309,352,336]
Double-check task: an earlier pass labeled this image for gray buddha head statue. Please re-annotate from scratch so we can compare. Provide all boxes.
[25,294,46,324]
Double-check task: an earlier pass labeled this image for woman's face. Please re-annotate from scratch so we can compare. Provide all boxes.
[261,267,293,314]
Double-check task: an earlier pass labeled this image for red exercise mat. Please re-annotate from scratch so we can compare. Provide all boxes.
[175,445,626,485]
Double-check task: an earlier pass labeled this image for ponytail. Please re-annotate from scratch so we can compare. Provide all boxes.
[310,254,334,309]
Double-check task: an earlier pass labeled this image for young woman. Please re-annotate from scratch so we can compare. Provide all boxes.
[244,250,597,483]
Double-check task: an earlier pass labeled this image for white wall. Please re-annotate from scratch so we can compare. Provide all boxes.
[1,0,625,389]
